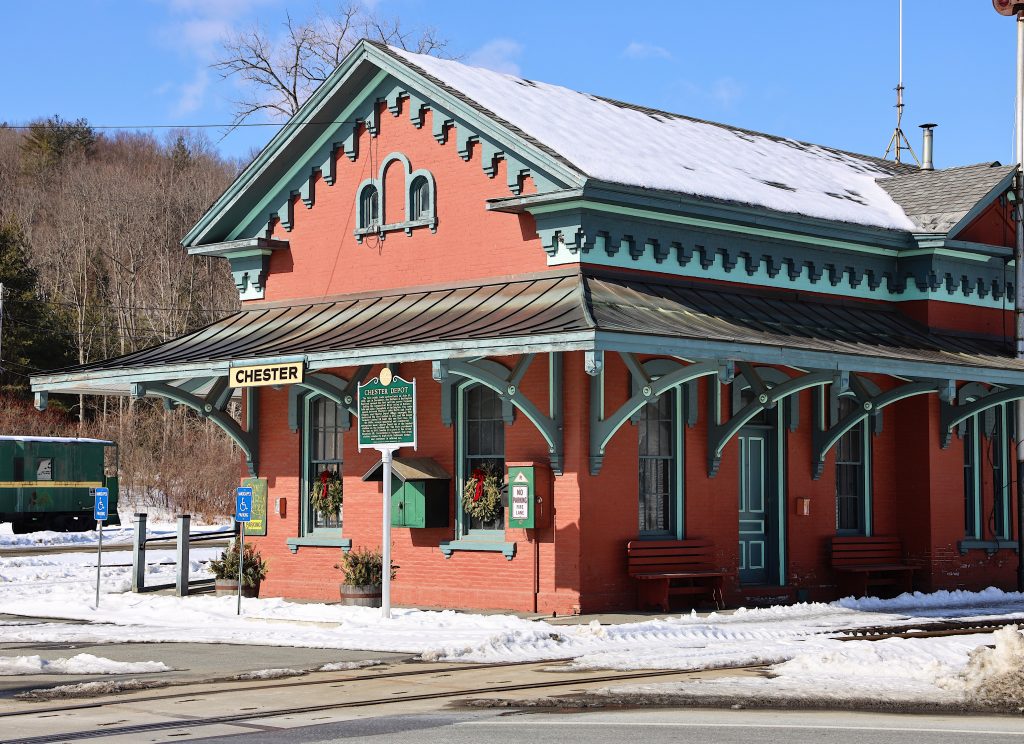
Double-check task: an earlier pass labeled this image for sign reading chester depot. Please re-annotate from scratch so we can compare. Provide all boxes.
[357,368,417,450]
[230,361,304,388]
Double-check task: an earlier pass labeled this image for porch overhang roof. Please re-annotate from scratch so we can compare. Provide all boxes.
[30,268,1024,396]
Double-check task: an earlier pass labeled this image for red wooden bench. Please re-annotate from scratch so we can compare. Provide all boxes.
[831,536,915,598]
[627,539,725,611]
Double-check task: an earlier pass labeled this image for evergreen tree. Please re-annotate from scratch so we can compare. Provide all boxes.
[0,218,73,395]
[21,115,96,171]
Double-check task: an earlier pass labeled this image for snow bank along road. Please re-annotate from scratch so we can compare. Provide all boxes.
[1,530,1024,726]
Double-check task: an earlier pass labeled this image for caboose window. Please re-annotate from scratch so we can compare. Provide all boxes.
[13,457,24,481]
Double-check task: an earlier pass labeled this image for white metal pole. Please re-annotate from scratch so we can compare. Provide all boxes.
[0,282,5,371]
[1016,12,1024,593]
[237,526,245,616]
[95,521,102,607]
[381,447,394,619]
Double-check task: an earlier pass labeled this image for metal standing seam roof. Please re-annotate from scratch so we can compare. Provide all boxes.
[30,268,1024,393]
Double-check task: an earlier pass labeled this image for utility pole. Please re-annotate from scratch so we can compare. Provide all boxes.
[996,0,1024,592]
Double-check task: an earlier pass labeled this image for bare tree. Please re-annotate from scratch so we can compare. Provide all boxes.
[213,4,449,127]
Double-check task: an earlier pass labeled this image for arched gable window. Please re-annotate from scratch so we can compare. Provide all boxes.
[359,185,379,229]
[410,176,431,221]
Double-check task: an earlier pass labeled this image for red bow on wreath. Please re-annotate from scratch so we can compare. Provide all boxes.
[320,471,330,487]
[470,468,486,502]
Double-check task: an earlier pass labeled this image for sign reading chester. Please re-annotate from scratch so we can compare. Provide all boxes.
[357,368,417,450]
[230,361,304,388]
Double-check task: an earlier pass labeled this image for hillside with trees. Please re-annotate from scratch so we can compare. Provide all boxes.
[0,119,241,518]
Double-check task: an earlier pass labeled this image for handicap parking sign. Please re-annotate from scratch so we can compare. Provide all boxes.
[93,487,109,522]
[235,487,253,523]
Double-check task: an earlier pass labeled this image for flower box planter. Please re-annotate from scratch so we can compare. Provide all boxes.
[339,583,382,607]
[215,578,259,598]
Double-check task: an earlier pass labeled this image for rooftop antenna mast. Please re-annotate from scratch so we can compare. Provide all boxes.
[883,0,920,165]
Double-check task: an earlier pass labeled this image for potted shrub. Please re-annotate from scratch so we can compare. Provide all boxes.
[211,540,268,598]
[336,547,397,607]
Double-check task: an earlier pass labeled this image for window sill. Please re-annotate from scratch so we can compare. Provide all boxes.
[439,537,516,560]
[286,536,352,554]
[354,217,436,241]
[958,539,1019,556]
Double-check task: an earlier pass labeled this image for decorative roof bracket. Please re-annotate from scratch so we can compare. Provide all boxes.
[939,384,1024,448]
[132,380,258,477]
[707,369,832,477]
[812,379,948,479]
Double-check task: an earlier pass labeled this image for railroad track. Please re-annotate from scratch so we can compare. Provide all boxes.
[0,658,765,744]
[833,615,1024,641]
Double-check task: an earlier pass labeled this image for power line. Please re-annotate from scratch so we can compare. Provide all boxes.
[4,296,238,315]
[4,117,367,132]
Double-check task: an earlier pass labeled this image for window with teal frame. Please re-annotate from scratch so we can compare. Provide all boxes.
[458,382,505,535]
[991,404,1012,540]
[835,395,870,535]
[638,389,682,538]
[304,395,343,535]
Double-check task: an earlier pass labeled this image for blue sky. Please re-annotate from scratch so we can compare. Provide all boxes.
[2,1,1019,169]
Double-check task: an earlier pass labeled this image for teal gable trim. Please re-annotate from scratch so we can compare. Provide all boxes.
[183,41,582,249]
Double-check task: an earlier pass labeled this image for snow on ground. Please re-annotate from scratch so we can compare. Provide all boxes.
[0,654,170,676]
[1,537,1023,707]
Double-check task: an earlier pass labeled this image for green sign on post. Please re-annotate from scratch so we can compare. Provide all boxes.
[507,465,535,529]
[241,477,268,537]
[357,369,417,450]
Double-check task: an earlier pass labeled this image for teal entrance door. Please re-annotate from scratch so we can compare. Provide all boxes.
[738,425,777,585]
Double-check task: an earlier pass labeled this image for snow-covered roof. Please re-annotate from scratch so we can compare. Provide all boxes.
[389,46,923,231]
[0,436,114,445]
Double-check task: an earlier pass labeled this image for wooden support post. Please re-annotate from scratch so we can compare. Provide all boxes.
[175,515,190,597]
[131,513,147,593]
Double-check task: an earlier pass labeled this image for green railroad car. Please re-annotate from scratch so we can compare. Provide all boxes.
[0,436,120,533]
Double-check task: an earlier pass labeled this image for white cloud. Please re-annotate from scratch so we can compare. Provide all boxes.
[173,69,210,116]
[711,77,743,108]
[622,42,672,61]
[466,38,524,76]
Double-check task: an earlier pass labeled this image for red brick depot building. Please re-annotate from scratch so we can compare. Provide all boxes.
[33,42,1024,613]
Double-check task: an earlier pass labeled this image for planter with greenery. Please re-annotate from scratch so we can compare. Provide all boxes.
[335,547,398,607]
[211,540,268,598]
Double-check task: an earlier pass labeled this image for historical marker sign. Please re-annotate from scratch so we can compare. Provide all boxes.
[357,369,417,450]
[241,478,268,537]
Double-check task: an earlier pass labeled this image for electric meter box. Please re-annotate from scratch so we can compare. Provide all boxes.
[362,457,450,529]
[506,462,550,529]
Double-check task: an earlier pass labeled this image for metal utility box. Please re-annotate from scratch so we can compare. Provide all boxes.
[362,457,450,529]
[506,462,550,529]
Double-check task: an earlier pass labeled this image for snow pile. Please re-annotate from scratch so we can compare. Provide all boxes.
[318,660,382,672]
[393,48,915,231]
[0,653,170,676]
[233,668,306,680]
[16,679,169,701]
[959,625,1024,708]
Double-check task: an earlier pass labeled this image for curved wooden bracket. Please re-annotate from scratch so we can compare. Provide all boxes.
[812,380,944,479]
[135,380,259,477]
[939,385,1024,448]
[437,355,564,475]
[707,370,832,477]
[590,358,720,476]
[287,368,368,432]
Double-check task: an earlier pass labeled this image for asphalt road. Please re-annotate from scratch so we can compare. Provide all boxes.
[189,708,1024,744]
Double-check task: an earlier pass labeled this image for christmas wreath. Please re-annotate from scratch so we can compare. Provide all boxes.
[462,466,503,523]
[310,470,343,515]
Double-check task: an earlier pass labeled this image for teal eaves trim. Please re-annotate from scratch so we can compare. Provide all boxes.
[439,538,517,560]
[286,536,352,554]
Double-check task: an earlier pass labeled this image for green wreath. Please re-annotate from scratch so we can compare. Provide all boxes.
[310,470,343,515]
[462,466,503,523]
